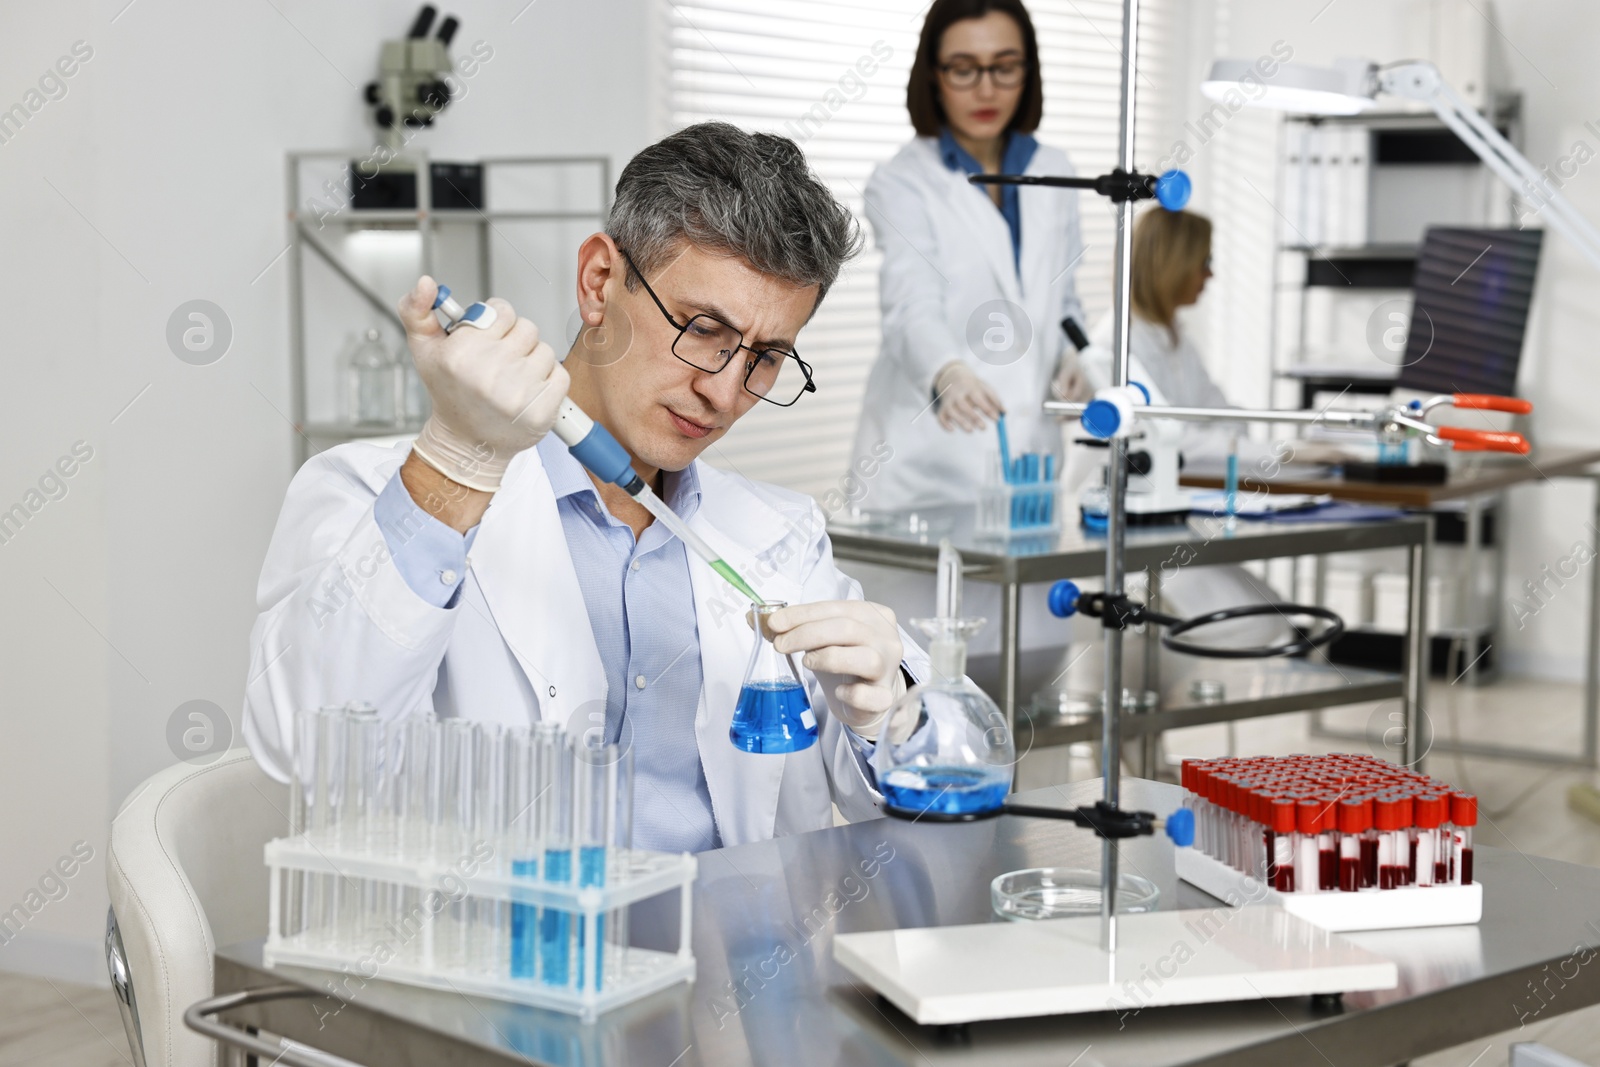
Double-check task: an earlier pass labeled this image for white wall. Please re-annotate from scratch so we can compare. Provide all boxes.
[0,0,658,984]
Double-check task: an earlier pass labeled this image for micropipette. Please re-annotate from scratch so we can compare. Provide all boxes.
[432,285,764,605]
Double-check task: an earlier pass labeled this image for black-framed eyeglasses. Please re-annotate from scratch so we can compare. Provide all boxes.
[937,57,1028,90]
[618,248,816,407]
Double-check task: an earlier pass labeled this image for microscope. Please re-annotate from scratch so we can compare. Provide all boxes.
[363,5,460,150]
[1062,318,1193,528]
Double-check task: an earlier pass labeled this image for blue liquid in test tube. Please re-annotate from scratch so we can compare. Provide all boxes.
[510,857,537,979]
[539,848,573,986]
[578,845,606,990]
[880,765,1010,817]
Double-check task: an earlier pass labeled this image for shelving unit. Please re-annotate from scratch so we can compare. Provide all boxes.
[283,151,610,466]
[1262,99,1523,684]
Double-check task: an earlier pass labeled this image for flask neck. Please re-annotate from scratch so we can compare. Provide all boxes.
[929,637,967,683]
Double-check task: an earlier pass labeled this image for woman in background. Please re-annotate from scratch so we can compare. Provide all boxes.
[849,0,1087,512]
[1083,208,1232,455]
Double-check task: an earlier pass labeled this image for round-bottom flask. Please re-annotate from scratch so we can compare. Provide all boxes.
[877,616,1015,820]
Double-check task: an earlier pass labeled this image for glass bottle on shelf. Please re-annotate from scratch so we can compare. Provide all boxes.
[876,539,1015,819]
[347,327,399,426]
[401,339,429,425]
[729,602,818,753]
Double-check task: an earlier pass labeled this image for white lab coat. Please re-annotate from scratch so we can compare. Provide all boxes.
[1081,313,1236,458]
[848,136,1086,511]
[242,441,931,848]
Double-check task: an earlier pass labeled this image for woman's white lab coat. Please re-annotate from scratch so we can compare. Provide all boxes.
[242,441,930,848]
[849,136,1086,511]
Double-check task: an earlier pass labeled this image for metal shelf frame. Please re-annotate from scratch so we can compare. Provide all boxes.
[283,150,611,466]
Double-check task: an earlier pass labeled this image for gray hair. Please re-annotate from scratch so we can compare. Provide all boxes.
[606,122,863,308]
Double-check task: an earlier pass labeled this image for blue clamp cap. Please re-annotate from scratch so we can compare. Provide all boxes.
[1165,807,1195,848]
[1047,579,1081,618]
[432,284,452,310]
[1409,399,1423,410]
[1081,398,1122,439]
[1155,169,1192,211]
[1130,381,1151,404]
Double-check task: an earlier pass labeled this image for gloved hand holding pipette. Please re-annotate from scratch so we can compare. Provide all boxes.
[400,275,569,493]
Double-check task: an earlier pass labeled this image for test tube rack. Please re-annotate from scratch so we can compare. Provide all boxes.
[977,470,1060,536]
[270,706,698,1020]
[264,837,696,1020]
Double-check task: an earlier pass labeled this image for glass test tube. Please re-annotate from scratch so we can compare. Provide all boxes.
[310,706,348,950]
[340,707,382,949]
[285,707,318,938]
[394,713,440,967]
[472,724,508,975]
[537,724,576,987]
[507,727,540,980]
[575,739,625,991]
[439,718,477,969]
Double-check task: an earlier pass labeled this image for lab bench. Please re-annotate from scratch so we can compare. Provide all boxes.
[827,507,1433,772]
[197,777,1600,1066]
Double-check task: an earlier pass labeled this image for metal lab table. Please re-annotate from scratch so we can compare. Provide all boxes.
[203,778,1600,1066]
[828,508,1433,768]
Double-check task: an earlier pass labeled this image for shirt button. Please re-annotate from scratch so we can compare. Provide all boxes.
[440,569,458,585]
[630,559,641,572]
[634,674,647,690]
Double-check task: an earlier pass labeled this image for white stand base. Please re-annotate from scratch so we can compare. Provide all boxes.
[1176,848,1483,932]
[833,907,1397,1026]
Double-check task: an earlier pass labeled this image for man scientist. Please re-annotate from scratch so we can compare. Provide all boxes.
[243,122,933,852]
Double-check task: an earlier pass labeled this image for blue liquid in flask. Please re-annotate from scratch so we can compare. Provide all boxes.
[729,680,817,753]
[510,857,538,979]
[881,765,1009,817]
[538,848,572,986]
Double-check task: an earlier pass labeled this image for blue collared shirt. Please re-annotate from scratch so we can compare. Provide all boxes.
[938,126,1039,271]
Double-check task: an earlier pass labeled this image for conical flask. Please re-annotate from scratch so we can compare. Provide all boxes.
[729,601,818,753]
[876,540,1015,819]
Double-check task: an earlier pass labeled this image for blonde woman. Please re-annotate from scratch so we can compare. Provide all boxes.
[1083,208,1229,452]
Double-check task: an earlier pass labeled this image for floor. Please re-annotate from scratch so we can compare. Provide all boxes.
[5,676,1600,1066]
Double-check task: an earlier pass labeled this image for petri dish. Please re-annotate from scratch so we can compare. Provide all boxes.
[991,867,1160,921]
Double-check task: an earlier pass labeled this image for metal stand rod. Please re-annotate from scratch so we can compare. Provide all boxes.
[1404,517,1433,769]
[1587,475,1600,769]
[1099,0,1141,957]
[1000,579,1022,767]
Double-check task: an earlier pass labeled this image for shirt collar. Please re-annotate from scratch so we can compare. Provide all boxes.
[537,434,703,525]
[938,127,1038,176]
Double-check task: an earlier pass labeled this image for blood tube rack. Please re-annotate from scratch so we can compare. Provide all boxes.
[1173,754,1483,933]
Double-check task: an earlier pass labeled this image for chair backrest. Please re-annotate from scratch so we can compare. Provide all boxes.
[107,750,288,1067]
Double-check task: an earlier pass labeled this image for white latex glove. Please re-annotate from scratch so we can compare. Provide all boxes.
[400,276,569,492]
[1052,352,1094,403]
[932,361,1004,433]
[766,601,912,742]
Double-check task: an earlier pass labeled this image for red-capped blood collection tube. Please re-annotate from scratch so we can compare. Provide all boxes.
[1317,796,1339,890]
[1295,799,1321,893]
[1338,797,1370,892]
[1411,794,1445,886]
[1268,799,1296,892]
[1451,793,1476,885]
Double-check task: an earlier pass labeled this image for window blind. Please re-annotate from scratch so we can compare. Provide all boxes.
[666,0,1173,498]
